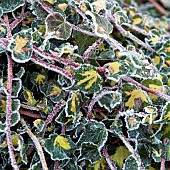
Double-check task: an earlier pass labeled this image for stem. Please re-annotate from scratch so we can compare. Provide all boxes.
[33,45,80,67]
[10,11,31,30]
[38,0,54,14]
[19,108,43,119]
[40,100,64,137]
[83,38,104,60]
[20,118,48,170]
[147,0,168,16]
[122,76,170,102]
[160,157,165,170]
[3,14,12,38]
[102,147,117,170]
[6,54,19,170]
[108,16,154,52]
[31,55,73,80]
[117,133,145,170]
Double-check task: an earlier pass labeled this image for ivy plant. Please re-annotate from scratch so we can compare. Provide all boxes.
[1,0,170,169]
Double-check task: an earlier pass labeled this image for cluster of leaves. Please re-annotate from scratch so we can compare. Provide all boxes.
[1,0,170,169]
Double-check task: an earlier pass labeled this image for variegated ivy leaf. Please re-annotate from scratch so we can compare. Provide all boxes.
[122,83,150,109]
[45,12,72,40]
[44,134,77,160]
[152,53,164,70]
[40,80,65,103]
[0,25,7,38]
[74,64,102,94]
[31,72,48,86]
[65,91,81,118]
[113,11,129,25]
[132,14,143,25]
[123,155,139,170]
[0,0,25,13]
[32,19,46,36]
[0,121,6,132]
[78,143,102,163]
[151,145,164,162]
[9,29,33,63]
[146,29,162,46]
[77,120,108,150]
[86,11,113,36]
[125,115,141,131]
[12,78,22,98]
[23,87,37,106]
[160,40,170,57]
[110,119,123,134]
[105,60,130,82]
[91,0,106,11]
[142,78,165,101]
[33,119,45,132]
[29,161,41,170]
[97,91,122,112]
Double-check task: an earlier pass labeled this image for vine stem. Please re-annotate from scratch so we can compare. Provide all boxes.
[102,147,117,170]
[20,118,48,170]
[40,100,64,137]
[6,54,19,170]
[117,133,145,170]
[38,0,53,14]
[19,108,43,119]
[122,76,170,102]
[30,55,74,80]
[160,158,165,170]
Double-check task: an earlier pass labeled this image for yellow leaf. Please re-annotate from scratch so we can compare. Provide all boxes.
[13,36,29,54]
[54,135,71,150]
[150,36,161,45]
[132,17,142,25]
[76,70,98,89]
[64,117,74,125]
[0,99,6,112]
[34,74,46,85]
[33,119,42,127]
[57,3,68,11]
[153,148,162,157]
[125,89,148,108]
[0,26,6,33]
[71,93,79,114]
[93,0,106,11]
[164,111,170,120]
[111,146,131,168]
[94,158,106,170]
[23,88,37,106]
[109,62,121,75]
[80,3,88,11]
[44,0,54,4]
[128,117,137,127]
[50,84,62,96]
[98,43,105,51]
[148,84,163,100]
[154,56,160,65]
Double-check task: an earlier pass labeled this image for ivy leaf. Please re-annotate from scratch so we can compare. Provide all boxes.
[132,14,143,25]
[23,87,37,106]
[0,25,7,38]
[40,80,65,103]
[0,0,25,13]
[123,155,138,170]
[74,64,102,94]
[45,12,72,40]
[9,30,33,63]
[78,143,102,163]
[31,72,48,86]
[77,120,108,150]
[44,134,77,160]
[125,89,149,109]
[111,146,131,168]
[12,78,22,98]
[113,11,129,24]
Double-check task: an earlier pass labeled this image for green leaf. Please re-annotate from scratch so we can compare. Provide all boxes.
[12,78,22,98]
[0,25,7,38]
[31,72,48,85]
[23,87,37,106]
[45,12,72,40]
[111,146,131,168]
[0,0,25,13]
[44,134,77,160]
[77,120,108,150]
[78,143,102,163]
[74,64,102,94]
[40,80,65,103]
[9,29,33,63]
[123,155,138,170]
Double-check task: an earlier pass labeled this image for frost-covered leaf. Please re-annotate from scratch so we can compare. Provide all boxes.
[33,119,44,132]
[23,87,37,106]
[113,11,129,24]
[44,134,77,160]
[132,14,143,25]
[78,143,102,163]
[31,72,48,86]
[77,120,108,150]
[0,0,25,13]
[97,91,122,112]
[0,25,7,38]
[12,78,22,98]
[111,146,131,168]
[9,30,33,63]
[123,155,138,170]
[45,12,72,40]
[74,64,102,94]
[40,80,65,103]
